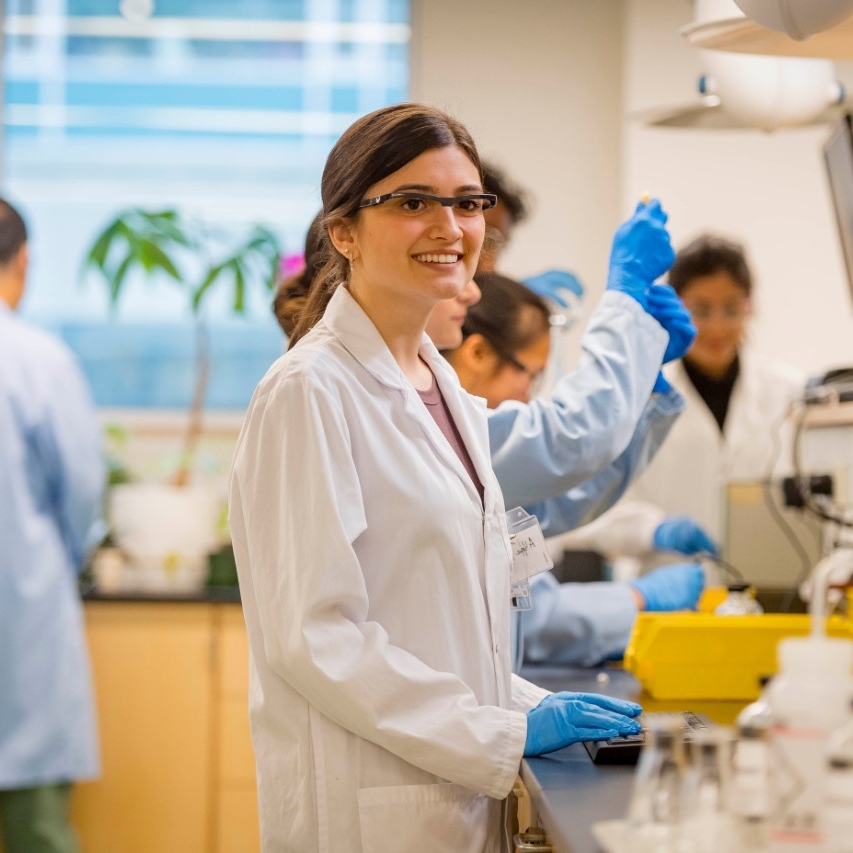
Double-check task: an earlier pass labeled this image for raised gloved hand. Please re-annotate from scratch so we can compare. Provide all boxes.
[524,691,642,756]
[523,269,585,309]
[606,198,676,311]
[630,563,706,612]
[646,284,696,364]
[653,516,718,556]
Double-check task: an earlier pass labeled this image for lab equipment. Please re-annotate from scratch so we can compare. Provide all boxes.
[822,113,853,304]
[715,582,764,615]
[645,284,698,365]
[731,693,773,850]
[680,726,736,853]
[653,515,718,556]
[523,692,642,756]
[623,611,853,700]
[825,698,853,853]
[625,715,687,851]
[765,637,853,850]
[630,563,706,611]
[583,710,713,765]
[606,199,675,310]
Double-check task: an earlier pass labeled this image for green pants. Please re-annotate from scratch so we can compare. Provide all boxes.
[0,783,78,853]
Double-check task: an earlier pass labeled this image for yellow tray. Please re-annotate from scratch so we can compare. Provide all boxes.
[623,612,853,701]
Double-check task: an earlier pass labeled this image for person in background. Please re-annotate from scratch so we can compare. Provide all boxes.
[0,199,105,853]
[556,234,805,577]
[441,271,708,666]
[480,159,584,310]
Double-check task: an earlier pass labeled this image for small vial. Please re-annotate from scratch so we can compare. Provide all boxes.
[731,695,773,851]
[715,583,763,616]
[825,699,853,853]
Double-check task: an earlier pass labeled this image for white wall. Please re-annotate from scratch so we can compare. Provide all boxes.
[413,0,853,377]
[410,0,626,354]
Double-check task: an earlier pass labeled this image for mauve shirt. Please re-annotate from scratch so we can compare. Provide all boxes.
[418,374,485,506]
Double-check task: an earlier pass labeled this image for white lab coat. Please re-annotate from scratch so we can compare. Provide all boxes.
[563,351,806,560]
[522,351,805,666]
[230,287,547,853]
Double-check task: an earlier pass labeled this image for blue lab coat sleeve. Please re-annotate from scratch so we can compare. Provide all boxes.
[489,291,673,508]
[519,573,639,667]
[522,388,682,539]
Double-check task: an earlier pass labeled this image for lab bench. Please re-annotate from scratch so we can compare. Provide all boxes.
[517,664,748,853]
[73,593,257,853]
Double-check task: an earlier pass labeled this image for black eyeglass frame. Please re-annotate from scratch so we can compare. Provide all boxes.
[357,191,498,211]
[496,348,543,386]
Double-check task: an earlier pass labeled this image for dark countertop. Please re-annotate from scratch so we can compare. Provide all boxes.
[517,663,747,853]
[81,585,242,604]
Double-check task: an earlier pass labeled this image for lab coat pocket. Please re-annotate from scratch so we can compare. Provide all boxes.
[357,781,493,853]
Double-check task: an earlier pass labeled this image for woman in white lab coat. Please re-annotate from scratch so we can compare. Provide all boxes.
[560,234,805,573]
[229,104,648,853]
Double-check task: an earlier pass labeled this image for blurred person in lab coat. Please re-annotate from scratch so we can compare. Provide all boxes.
[557,234,805,579]
[232,103,662,853]
[0,199,105,853]
[440,272,707,667]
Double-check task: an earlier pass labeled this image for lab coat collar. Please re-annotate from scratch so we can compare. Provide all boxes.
[321,285,497,513]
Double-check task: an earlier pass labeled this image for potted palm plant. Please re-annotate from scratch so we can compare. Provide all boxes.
[83,208,282,590]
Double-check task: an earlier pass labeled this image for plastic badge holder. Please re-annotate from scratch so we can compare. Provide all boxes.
[506,507,553,611]
[623,612,853,701]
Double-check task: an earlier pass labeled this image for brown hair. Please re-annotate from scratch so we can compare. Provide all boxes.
[465,271,550,361]
[288,103,483,347]
[668,234,753,297]
[272,211,328,337]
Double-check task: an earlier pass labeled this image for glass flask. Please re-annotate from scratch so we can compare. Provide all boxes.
[680,726,735,853]
[625,716,687,852]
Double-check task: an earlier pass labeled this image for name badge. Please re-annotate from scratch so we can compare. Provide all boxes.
[506,507,553,611]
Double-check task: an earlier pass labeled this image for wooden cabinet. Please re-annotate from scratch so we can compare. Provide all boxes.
[71,601,259,853]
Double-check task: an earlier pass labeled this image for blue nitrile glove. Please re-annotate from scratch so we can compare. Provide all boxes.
[652,372,672,394]
[606,199,676,311]
[653,516,718,556]
[646,284,697,363]
[523,269,585,309]
[523,691,643,756]
[630,563,706,612]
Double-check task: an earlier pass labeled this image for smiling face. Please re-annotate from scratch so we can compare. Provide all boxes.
[333,145,485,318]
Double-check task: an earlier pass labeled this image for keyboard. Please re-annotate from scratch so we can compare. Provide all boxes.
[582,711,712,765]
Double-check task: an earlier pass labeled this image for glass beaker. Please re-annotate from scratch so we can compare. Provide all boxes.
[625,716,687,852]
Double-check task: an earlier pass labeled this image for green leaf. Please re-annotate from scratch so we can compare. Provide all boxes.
[192,261,227,312]
[233,263,246,313]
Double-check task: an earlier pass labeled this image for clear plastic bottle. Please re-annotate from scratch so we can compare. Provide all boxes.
[825,698,853,853]
[730,691,774,851]
[626,716,686,852]
[715,583,764,616]
[766,637,853,852]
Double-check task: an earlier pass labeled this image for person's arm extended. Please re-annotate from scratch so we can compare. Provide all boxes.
[490,291,669,508]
